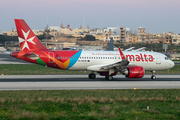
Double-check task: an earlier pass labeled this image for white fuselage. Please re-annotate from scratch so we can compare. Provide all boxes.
[69,50,174,71]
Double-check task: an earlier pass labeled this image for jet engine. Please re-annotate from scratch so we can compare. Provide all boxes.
[123,66,144,78]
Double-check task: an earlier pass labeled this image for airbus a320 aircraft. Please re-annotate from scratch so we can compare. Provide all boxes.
[11,19,174,80]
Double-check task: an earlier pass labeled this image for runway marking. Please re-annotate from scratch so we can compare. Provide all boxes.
[132,87,141,89]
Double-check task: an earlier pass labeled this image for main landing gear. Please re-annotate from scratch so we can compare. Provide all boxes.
[151,70,156,80]
[88,73,113,80]
[105,75,113,80]
[89,73,96,79]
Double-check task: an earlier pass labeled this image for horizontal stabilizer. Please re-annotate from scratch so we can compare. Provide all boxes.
[23,53,39,60]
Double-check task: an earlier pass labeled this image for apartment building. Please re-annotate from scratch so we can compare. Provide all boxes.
[3,29,43,36]
[145,33,159,43]
[171,34,180,44]
[42,42,76,50]
[134,27,146,42]
[2,29,17,36]
[60,24,90,37]
[119,26,126,43]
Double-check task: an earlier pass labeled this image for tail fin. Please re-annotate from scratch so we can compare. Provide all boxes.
[14,19,48,52]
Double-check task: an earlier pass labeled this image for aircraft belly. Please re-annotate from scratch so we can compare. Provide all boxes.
[68,60,113,71]
[129,61,161,70]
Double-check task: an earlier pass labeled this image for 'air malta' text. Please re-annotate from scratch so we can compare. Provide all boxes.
[126,54,153,62]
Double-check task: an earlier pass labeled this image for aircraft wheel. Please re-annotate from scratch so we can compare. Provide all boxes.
[105,75,113,80]
[89,73,96,79]
[151,75,156,80]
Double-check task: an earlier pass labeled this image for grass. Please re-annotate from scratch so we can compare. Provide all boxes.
[0,64,180,75]
[0,64,91,75]
[0,89,180,119]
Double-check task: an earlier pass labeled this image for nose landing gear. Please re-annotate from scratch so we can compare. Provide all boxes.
[151,70,156,80]
[105,75,113,80]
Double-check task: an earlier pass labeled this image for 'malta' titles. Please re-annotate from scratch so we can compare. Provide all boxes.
[126,53,153,62]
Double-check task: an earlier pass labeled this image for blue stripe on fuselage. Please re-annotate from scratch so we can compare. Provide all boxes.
[67,51,82,69]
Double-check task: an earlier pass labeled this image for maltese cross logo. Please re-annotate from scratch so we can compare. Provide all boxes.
[18,30,36,50]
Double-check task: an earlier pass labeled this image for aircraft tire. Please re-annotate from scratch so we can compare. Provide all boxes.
[105,75,113,80]
[89,73,96,79]
[151,75,156,80]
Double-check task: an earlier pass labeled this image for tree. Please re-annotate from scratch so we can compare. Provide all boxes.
[84,35,95,41]
[0,35,18,44]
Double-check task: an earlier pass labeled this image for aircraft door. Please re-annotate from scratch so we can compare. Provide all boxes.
[155,54,161,64]
[48,52,54,63]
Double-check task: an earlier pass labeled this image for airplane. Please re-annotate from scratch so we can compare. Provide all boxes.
[11,19,175,80]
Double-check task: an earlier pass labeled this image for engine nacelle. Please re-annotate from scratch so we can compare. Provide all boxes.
[99,72,117,76]
[125,66,144,78]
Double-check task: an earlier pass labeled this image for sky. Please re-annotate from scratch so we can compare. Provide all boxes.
[1,0,180,34]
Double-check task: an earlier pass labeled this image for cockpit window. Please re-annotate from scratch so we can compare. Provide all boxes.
[165,57,169,60]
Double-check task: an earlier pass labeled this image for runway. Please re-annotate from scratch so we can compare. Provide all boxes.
[1,52,180,90]
[0,52,29,64]
[0,75,180,90]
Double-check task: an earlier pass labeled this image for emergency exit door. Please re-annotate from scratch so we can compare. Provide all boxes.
[48,52,54,63]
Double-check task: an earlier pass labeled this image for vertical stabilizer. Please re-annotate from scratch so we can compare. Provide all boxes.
[14,19,48,52]
[107,37,114,51]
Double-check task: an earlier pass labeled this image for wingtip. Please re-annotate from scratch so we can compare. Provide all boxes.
[118,47,126,59]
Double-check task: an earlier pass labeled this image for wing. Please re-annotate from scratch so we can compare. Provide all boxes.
[100,59,129,70]
[87,47,129,71]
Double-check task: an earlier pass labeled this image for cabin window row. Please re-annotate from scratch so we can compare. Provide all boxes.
[56,56,121,59]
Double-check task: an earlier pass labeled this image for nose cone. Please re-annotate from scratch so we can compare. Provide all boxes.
[169,60,175,69]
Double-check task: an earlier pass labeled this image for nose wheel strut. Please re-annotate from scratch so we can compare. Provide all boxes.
[151,70,156,80]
